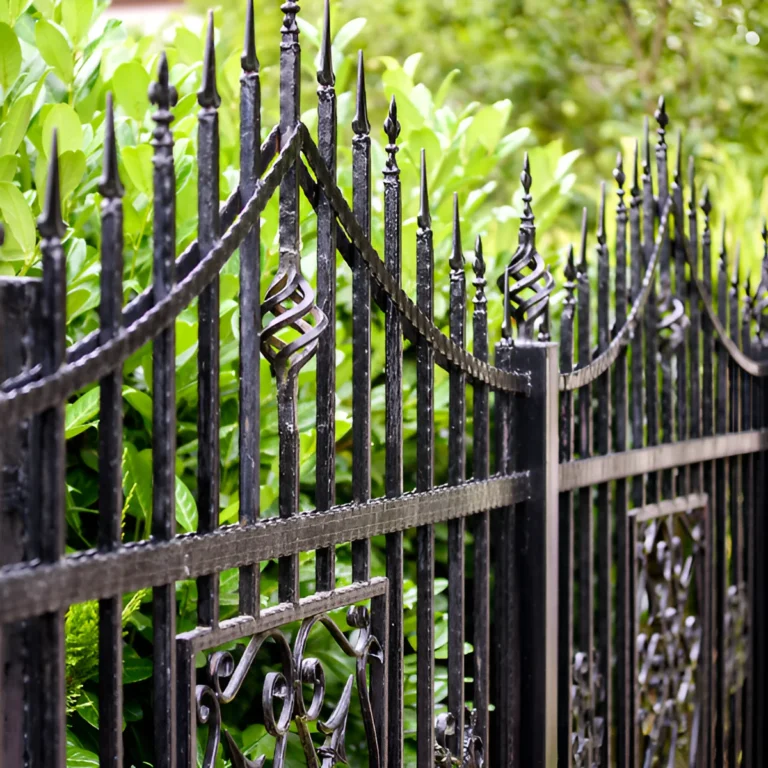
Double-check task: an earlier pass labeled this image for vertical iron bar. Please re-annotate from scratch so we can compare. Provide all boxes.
[196,12,222,628]
[613,153,631,768]
[576,207,594,768]
[558,245,577,768]
[673,136,688,494]
[149,54,178,768]
[728,244,742,767]
[238,0,261,617]
[415,150,435,768]
[98,95,125,768]
[471,234,490,754]
[276,0,302,604]
[447,193,467,754]
[36,130,67,768]
[715,218,728,768]
[688,158,702,494]
[643,117,660,504]
[595,181,611,768]
[351,50,372,582]
[315,0,338,591]
[383,97,403,768]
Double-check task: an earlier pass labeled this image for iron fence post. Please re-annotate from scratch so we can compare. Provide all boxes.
[505,338,559,768]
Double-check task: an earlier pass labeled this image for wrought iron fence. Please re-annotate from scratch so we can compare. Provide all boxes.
[0,2,767,767]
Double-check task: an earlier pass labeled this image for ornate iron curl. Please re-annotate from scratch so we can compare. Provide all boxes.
[497,153,554,340]
[635,507,704,767]
[196,605,383,768]
[726,582,749,696]
[570,650,603,768]
[434,708,484,767]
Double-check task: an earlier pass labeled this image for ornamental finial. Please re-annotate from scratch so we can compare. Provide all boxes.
[673,129,682,188]
[99,93,124,199]
[38,130,66,239]
[642,116,651,178]
[614,151,625,189]
[149,52,178,113]
[450,193,464,272]
[719,214,728,272]
[654,95,669,137]
[700,185,712,220]
[198,11,221,109]
[597,181,606,246]
[688,156,696,216]
[352,50,370,136]
[241,0,259,72]
[418,149,431,229]
[383,95,400,171]
[564,244,577,302]
[630,139,640,206]
[473,235,485,280]
[731,242,741,291]
[317,0,335,87]
[578,207,588,273]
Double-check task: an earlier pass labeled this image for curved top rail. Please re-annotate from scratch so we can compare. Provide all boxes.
[559,196,673,392]
[0,127,300,424]
[682,234,768,377]
[0,126,282,395]
[299,125,531,395]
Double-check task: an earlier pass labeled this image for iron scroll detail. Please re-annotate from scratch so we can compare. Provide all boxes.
[195,605,384,767]
[434,708,484,767]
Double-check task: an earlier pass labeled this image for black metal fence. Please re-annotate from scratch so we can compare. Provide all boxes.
[0,2,766,767]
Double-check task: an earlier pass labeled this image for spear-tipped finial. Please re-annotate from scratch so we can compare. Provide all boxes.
[673,130,683,187]
[578,207,588,273]
[317,0,335,87]
[654,95,669,136]
[520,152,534,232]
[384,95,400,146]
[565,244,577,285]
[450,192,464,272]
[614,151,625,189]
[700,184,712,220]
[473,235,485,280]
[149,52,178,112]
[597,181,606,245]
[642,116,651,177]
[761,218,768,261]
[241,0,259,72]
[731,242,741,289]
[351,50,370,136]
[745,276,754,311]
[99,93,124,199]
[631,139,641,202]
[198,11,221,109]
[719,214,728,270]
[687,156,696,214]
[38,130,66,239]
[418,149,431,229]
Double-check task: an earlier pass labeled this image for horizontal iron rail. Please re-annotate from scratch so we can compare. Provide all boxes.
[628,492,708,523]
[177,578,388,653]
[559,428,768,490]
[0,473,528,624]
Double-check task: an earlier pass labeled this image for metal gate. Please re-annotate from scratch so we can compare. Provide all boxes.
[0,2,766,766]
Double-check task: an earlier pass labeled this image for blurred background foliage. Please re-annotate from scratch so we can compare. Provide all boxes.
[1,0,768,765]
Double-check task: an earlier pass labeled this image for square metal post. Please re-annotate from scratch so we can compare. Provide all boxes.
[506,339,559,768]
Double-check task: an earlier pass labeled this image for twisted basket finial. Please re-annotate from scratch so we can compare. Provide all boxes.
[497,153,554,340]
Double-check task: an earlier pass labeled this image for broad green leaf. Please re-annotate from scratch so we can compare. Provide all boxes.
[403,52,423,79]
[0,94,33,156]
[0,0,28,25]
[65,388,100,438]
[65,747,99,768]
[434,68,460,109]
[43,103,83,155]
[123,386,153,423]
[175,475,197,533]
[121,144,153,196]
[35,19,74,85]
[0,155,17,182]
[333,17,366,52]
[75,689,99,729]
[465,100,511,153]
[0,182,35,255]
[112,61,150,122]
[122,646,152,684]
[0,23,21,91]
[61,0,94,45]
[123,444,152,523]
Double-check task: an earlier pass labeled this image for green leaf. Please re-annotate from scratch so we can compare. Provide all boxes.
[333,17,366,52]
[434,68,460,109]
[123,444,152,524]
[0,23,21,91]
[123,386,153,423]
[112,61,151,122]
[43,103,83,155]
[65,388,100,438]
[0,155,17,182]
[122,646,152,683]
[0,182,35,256]
[175,475,197,533]
[75,689,99,729]
[0,94,33,156]
[121,144,153,196]
[65,746,99,768]
[465,100,511,153]
[35,19,74,85]
[61,0,94,45]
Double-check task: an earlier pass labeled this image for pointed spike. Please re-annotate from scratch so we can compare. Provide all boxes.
[565,244,576,282]
[99,93,124,199]
[597,181,606,244]
[198,11,221,109]
[746,275,752,300]
[643,116,651,175]
[520,151,532,192]
[450,192,464,271]
[241,0,259,71]
[732,242,741,288]
[700,184,712,216]
[317,0,335,87]
[720,214,728,269]
[578,207,588,272]
[417,149,431,229]
[383,95,400,145]
[631,139,640,197]
[473,235,485,278]
[351,50,370,136]
[688,156,696,211]
[613,151,625,189]
[762,217,767,245]
[38,129,66,239]
[654,95,668,129]
[674,130,682,186]
[149,51,178,110]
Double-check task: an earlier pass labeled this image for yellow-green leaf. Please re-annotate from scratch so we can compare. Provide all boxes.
[112,61,150,122]
[121,144,153,196]
[0,23,21,91]
[65,388,100,438]
[0,182,35,256]
[0,94,33,156]
[35,19,74,85]
[43,103,83,155]
[61,0,94,45]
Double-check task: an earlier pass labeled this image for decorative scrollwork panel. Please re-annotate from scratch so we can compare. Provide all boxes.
[630,494,710,768]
